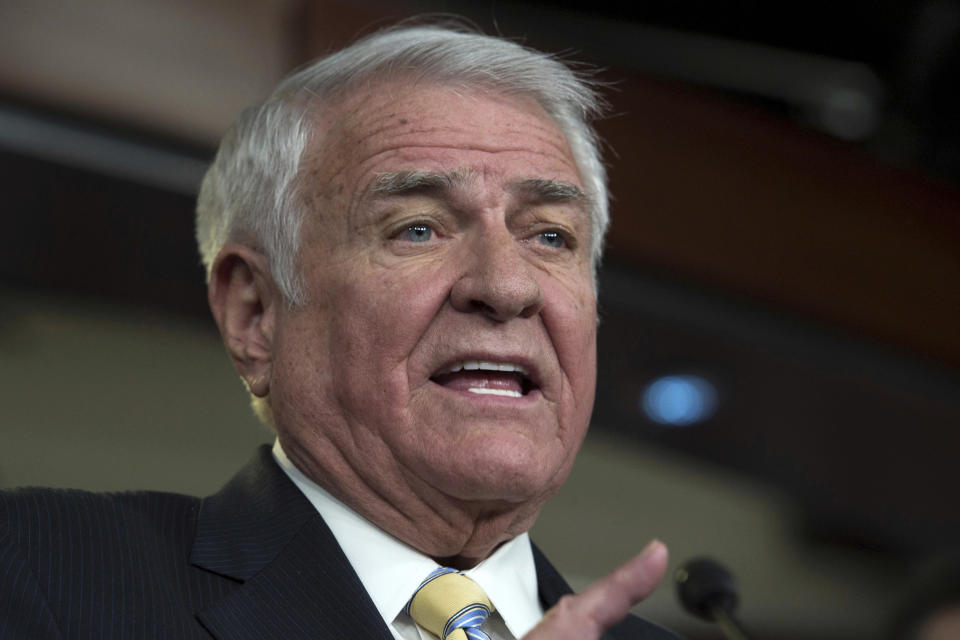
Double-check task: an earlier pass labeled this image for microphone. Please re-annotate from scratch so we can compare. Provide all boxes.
[675,557,752,640]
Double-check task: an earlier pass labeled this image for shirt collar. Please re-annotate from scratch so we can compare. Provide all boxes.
[272,439,543,638]
[461,532,544,638]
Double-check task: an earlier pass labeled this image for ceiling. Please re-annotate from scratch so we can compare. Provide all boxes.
[461,0,960,182]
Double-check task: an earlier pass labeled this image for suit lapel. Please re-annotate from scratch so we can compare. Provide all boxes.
[532,543,575,609]
[191,446,394,640]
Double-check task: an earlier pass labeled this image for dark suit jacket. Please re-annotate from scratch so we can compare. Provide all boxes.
[0,445,677,639]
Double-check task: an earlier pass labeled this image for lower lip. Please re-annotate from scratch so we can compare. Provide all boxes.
[430,380,542,406]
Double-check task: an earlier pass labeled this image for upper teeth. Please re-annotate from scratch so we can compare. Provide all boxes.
[447,360,529,376]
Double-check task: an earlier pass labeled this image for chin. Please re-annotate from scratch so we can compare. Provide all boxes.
[436,442,567,504]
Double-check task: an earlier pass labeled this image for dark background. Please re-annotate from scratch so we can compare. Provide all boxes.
[1,1,958,638]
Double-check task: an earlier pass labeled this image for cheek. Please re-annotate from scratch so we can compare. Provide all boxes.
[543,277,598,434]
[268,316,339,442]
[546,278,597,380]
[329,264,453,395]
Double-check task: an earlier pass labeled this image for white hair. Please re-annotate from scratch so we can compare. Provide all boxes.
[196,23,609,304]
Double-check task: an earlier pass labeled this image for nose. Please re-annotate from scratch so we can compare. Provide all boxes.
[450,233,545,322]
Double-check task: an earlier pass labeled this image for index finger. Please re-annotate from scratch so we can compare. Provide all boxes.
[524,539,669,639]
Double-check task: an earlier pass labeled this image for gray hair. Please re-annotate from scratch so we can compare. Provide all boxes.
[196,23,609,304]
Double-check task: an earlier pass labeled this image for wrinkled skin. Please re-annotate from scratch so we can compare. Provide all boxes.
[215,82,597,566]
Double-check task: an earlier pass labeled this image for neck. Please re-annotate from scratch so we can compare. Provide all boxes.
[279,435,546,566]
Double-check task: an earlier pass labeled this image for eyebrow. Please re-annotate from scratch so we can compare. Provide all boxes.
[509,177,588,204]
[371,170,474,196]
[370,170,590,211]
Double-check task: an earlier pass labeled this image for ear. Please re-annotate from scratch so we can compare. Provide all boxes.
[207,243,279,398]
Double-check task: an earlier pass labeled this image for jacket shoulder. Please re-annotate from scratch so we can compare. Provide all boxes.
[0,487,217,638]
[0,486,201,556]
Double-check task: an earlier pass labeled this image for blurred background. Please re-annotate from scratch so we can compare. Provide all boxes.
[1,1,959,638]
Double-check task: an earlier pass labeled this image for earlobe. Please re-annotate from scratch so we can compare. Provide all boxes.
[208,244,277,398]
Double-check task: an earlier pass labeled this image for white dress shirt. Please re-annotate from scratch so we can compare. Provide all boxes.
[272,440,544,640]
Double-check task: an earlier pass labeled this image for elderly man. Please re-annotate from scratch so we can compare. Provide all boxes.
[0,24,675,640]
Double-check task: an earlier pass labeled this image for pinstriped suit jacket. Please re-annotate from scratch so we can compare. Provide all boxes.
[0,445,678,639]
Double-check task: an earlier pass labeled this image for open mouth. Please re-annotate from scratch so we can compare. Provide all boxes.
[430,360,536,398]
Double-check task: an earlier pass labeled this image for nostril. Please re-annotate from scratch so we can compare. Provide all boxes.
[451,271,544,321]
[471,300,496,315]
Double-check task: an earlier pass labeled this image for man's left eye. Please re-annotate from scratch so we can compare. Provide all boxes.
[537,230,566,249]
[403,224,434,242]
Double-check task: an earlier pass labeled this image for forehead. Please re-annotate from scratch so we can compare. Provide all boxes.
[302,81,583,202]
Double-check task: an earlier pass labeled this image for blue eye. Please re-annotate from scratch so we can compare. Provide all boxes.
[403,224,433,243]
[538,230,566,248]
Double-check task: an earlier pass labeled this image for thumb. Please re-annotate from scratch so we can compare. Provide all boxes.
[523,540,669,640]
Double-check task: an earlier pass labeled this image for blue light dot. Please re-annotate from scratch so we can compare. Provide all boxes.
[640,375,718,427]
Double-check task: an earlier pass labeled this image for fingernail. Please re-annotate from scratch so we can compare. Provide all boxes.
[641,539,665,558]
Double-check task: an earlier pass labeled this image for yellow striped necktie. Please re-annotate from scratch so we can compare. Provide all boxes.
[407,567,495,640]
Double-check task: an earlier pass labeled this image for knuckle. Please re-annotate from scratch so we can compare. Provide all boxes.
[554,594,579,614]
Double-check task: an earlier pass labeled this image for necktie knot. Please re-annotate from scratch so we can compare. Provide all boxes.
[408,567,495,640]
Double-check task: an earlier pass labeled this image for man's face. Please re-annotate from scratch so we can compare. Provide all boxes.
[268,82,597,515]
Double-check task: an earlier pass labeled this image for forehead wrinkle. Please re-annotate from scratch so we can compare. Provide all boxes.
[336,109,567,165]
[324,138,565,190]
[312,82,580,193]
[341,90,571,147]
[335,141,583,219]
[341,116,576,174]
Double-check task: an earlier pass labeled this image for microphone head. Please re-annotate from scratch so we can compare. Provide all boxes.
[675,557,739,621]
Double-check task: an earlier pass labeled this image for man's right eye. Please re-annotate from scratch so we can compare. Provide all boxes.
[401,224,434,243]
